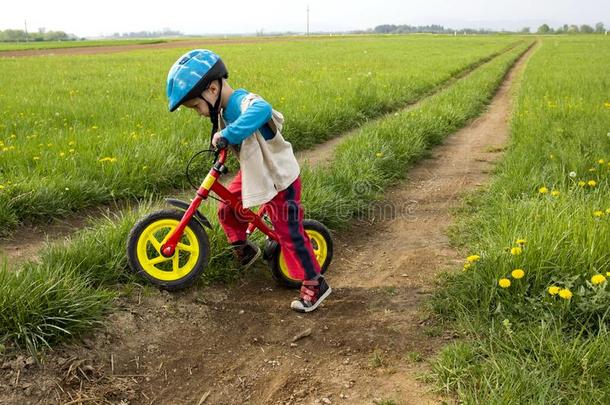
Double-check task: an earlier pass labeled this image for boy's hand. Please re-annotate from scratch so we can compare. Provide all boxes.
[211,132,226,149]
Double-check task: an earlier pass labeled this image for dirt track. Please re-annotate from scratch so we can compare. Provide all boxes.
[0,44,536,404]
[0,37,313,58]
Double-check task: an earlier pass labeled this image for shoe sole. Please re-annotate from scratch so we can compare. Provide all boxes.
[291,286,332,313]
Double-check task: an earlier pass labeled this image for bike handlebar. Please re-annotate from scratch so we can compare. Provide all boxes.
[216,136,229,150]
[214,136,229,165]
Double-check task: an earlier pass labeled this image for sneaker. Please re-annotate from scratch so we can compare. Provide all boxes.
[232,240,261,268]
[290,276,332,313]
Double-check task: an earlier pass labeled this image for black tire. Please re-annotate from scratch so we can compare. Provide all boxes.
[126,209,210,291]
[270,219,334,289]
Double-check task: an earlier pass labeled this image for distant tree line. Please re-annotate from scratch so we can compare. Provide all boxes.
[0,28,77,42]
[373,24,496,34]
[533,22,606,34]
[109,29,183,38]
[374,22,607,35]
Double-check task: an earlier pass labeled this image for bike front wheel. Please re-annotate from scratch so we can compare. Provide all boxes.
[126,209,210,291]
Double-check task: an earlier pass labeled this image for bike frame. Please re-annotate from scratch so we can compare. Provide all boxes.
[160,149,277,257]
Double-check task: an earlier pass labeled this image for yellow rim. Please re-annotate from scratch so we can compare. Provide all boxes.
[136,219,200,282]
[279,229,328,282]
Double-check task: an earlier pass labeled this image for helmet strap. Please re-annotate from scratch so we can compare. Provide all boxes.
[200,79,224,147]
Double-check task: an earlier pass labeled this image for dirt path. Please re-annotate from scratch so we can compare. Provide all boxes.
[0,45,536,404]
[0,37,316,58]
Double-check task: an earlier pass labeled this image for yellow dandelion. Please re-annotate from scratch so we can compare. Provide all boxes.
[511,269,525,279]
[33,156,40,161]
[599,159,606,164]
[0,185,4,190]
[466,255,481,263]
[606,272,610,277]
[591,274,606,285]
[91,125,99,130]
[604,102,610,108]
[510,247,522,256]
[558,288,572,300]
[59,152,65,157]
[578,180,586,187]
[98,157,117,163]
[463,262,472,271]
[589,168,597,173]
[606,208,610,214]
[498,278,511,288]
[516,239,527,246]
[538,186,548,194]
[588,180,597,187]
[548,286,560,295]
[551,190,560,197]
[376,152,384,158]
[593,210,604,218]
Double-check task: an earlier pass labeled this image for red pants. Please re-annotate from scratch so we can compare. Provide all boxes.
[218,172,321,280]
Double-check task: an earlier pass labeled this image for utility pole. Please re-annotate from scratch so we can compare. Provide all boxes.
[24,19,29,42]
[307,5,310,37]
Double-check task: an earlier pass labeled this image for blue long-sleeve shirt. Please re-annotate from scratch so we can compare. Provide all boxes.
[220,88,274,145]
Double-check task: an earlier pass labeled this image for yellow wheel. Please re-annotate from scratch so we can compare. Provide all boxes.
[127,209,209,290]
[270,219,333,289]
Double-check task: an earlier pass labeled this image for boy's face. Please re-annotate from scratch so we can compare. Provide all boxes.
[182,82,220,117]
[183,97,210,117]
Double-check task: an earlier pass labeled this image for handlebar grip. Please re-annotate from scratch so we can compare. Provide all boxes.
[216,136,229,150]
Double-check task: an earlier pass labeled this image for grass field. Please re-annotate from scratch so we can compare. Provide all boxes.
[2,27,610,403]
[0,38,531,356]
[0,35,518,234]
[430,36,610,403]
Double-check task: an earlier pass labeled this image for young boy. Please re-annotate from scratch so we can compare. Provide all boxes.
[166,49,331,313]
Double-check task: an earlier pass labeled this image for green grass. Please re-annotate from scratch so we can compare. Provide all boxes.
[0,40,531,355]
[0,35,519,234]
[430,36,610,403]
[0,260,114,355]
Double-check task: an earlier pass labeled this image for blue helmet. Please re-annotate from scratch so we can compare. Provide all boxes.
[166,49,229,112]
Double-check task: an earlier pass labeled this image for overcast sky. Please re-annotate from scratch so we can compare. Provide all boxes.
[1,0,608,37]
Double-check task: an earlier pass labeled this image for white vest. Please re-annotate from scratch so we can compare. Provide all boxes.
[225,93,300,208]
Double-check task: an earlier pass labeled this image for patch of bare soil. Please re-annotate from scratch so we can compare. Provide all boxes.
[0,37,314,58]
[0,44,536,404]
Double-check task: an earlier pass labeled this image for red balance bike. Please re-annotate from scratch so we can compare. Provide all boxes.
[126,141,333,290]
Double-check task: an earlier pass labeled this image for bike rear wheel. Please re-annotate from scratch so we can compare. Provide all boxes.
[270,219,333,289]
